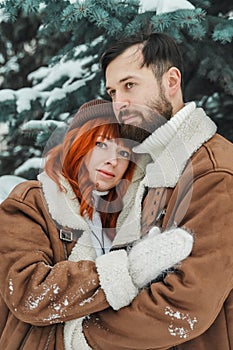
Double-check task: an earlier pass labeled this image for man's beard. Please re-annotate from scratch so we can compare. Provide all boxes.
[119,123,152,144]
[118,92,173,143]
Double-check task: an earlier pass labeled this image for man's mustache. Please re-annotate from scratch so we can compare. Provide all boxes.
[118,108,166,130]
[118,109,143,124]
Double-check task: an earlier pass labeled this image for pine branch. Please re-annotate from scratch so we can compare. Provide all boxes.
[212,20,233,44]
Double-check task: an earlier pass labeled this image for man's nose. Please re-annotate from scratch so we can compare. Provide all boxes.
[113,100,130,120]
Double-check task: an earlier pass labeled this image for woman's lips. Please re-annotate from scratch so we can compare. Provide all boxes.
[97,169,115,178]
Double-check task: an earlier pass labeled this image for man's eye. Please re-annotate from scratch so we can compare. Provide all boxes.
[126,82,135,89]
[119,150,131,159]
[96,141,107,149]
[108,90,115,97]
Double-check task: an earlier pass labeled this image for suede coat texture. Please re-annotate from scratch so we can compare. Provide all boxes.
[0,103,233,350]
[0,155,146,350]
[81,103,233,350]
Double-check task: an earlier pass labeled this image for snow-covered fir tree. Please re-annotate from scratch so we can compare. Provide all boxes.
[0,0,232,183]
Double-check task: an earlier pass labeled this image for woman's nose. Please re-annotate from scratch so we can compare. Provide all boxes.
[104,155,118,167]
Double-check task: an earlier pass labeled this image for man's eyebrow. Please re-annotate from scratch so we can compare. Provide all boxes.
[106,76,136,91]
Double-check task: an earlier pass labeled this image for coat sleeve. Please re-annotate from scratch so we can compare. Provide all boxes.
[0,183,110,326]
[82,170,233,349]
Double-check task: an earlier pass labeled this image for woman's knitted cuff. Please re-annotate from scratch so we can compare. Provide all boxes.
[96,250,138,310]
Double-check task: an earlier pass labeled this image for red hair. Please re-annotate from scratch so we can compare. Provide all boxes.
[45,117,136,240]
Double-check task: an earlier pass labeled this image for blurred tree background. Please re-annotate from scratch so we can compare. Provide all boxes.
[0,0,232,179]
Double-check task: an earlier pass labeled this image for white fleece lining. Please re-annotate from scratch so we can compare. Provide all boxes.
[112,179,147,247]
[134,103,217,187]
[64,317,92,350]
[38,172,89,231]
[68,231,96,262]
[63,231,95,350]
[96,250,138,310]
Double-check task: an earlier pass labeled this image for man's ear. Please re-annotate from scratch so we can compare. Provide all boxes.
[166,67,181,97]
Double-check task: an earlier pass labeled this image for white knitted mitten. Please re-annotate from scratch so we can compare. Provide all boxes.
[128,227,193,288]
[95,227,193,310]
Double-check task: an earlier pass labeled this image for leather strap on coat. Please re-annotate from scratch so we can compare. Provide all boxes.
[141,187,173,236]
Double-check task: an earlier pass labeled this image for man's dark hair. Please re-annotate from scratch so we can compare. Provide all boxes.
[101,32,183,83]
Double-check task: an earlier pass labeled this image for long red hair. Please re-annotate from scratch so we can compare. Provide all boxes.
[45,117,136,239]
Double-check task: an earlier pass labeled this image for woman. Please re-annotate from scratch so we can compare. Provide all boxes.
[0,99,193,350]
[43,99,138,253]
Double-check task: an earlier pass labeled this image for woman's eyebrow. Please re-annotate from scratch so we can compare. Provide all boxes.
[97,135,116,142]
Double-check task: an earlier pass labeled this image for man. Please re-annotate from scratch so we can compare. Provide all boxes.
[80,32,233,349]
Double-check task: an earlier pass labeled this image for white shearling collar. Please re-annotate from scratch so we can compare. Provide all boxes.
[38,171,89,231]
[133,102,217,187]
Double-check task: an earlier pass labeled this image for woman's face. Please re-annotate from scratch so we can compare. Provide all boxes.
[84,136,131,192]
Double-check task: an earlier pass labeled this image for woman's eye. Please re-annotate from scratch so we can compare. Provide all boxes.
[96,141,107,149]
[119,150,131,159]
